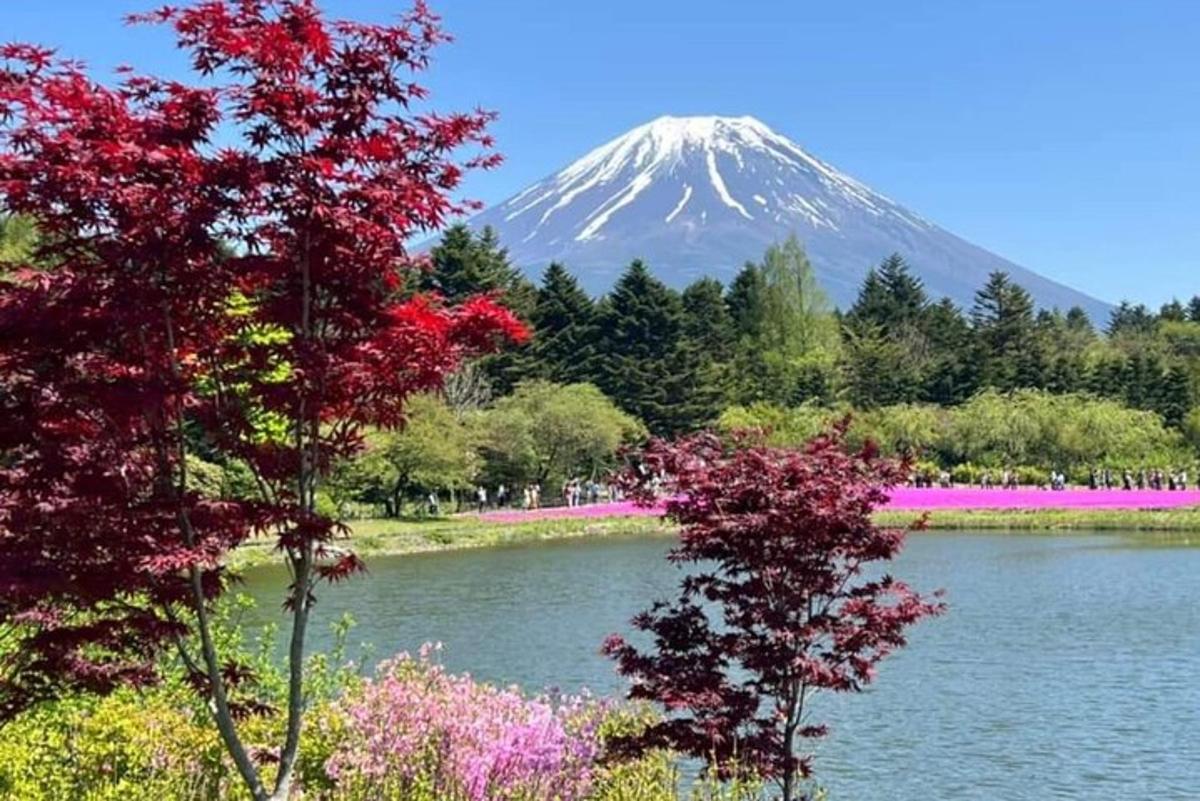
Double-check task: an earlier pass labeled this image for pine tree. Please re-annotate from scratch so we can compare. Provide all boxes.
[596,261,714,435]
[843,255,931,406]
[427,224,538,393]
[1064,306,1096,336]
[1160,299,1187,323]
[682,277,736,362]
[920,298,978,404]
[877,253,928,328]
[726,261,766,340]
[844,268,890,329]
[1156,364,1194,428]
[1188,296,1200,323]
[681,277,737,407]
[426,224,534,308]
[529,263,597,384]
[1106,301,1157,339]
[971,271,1037,391]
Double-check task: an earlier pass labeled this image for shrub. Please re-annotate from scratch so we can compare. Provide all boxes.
[325,646,606,801]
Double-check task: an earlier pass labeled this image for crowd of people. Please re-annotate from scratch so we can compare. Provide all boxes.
[1087,467,1190,491]
[908,466,1193,491]
[461,479,624,512]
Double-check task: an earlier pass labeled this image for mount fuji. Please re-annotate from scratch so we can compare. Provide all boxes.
[464,115,1110,320]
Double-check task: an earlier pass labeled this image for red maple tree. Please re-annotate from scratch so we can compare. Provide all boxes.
[0,2,523,798]
[604,426,944,801]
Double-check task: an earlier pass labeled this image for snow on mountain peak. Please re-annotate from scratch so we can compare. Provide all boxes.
[495,114,923,245]
[463,115,1111,322]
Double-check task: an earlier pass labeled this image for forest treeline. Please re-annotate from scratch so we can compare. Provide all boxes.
[6,216,1198,512]
[426,224,1200,435]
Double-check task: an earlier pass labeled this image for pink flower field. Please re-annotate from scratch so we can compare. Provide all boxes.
[478,487,1200,524]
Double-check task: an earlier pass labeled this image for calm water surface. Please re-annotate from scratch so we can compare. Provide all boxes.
[242,532,1200,800]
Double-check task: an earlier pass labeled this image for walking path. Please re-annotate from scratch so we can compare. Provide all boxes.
[477,487,1200,524]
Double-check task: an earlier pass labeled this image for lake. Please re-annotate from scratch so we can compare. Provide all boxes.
[241,532,1200,800]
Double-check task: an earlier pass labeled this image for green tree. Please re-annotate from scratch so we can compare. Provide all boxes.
[920,298,979,405]
[681,276,737,404]
[716,401,837,448]
[971,271,1038,391]
[725,261,766,340]
[596,262,716,435]
[529,263,597,385]
[425,224,538,394]
[842,322,923,408]
[731,237,841,405]
[757,235,839,359]
[478,381,643,489]
[1188,296,1200,323]
[327,395,478,517]
[842,255,931,406]
[1106,301,1157,339]
[0,214,39,276]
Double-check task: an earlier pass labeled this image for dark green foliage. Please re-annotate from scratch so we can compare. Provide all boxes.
[971,271,1038,391]
[1188,296,1200,323]
[725,262,766,340]
[595,262,717,435]
[1106,301,1157,339]
[426,225,538,393]
[842,255,931,406]
[530,263,598,384]
[1157,364,1195,428]
[920,298,979,405]
[419,225,1200,448]
[1160,299,1187,323]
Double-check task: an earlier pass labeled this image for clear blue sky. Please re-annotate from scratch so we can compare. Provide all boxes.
[6,0,1200,306]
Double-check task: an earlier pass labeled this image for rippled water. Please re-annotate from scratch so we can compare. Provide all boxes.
[241,532,1200,800]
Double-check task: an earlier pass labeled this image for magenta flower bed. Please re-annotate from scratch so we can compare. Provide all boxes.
[478,487,1200,524]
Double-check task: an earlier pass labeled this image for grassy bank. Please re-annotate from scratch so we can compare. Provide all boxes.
[229,515,672,569]
[879,505,1200,536]
[230,504,1200,568]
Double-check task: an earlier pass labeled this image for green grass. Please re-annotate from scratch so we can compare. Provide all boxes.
[229,514,672,569]
[229,505,1200,568]
[876,506,1200,537]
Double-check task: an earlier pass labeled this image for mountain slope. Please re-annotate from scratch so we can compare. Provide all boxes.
[466,115,1110,320]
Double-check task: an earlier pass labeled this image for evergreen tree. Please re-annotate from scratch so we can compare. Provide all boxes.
[842,323,922,408]
[682,277,736,362]
[877,253,928,328]
[1106,301,1157,339]
[1064,306,1096,337]
[425,224,535,310]
[726,261,766,340]
[596,261,715,435]
[1188,295,1200,323]
[681,277,737,403]
[843,255,931,406]
[971,271,1038,391]
[530,263,597,385]
[921,298,978,404]
[844,268,890,329]
[426,224,538,393]
[1160,299,1187,323]
[1156,364,1194,428]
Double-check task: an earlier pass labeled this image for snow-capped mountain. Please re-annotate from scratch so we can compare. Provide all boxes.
[466,115,1110,319]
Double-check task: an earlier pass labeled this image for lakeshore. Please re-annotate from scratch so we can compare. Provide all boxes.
[230,489,1200,569]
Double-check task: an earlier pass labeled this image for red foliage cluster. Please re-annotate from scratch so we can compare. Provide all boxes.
[604,425,944,800]
[0,3,522,793]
